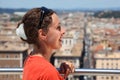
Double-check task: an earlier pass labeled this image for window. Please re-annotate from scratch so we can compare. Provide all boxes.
[15,55,18,58]
[6,55,9,58]
[118,46,120,50]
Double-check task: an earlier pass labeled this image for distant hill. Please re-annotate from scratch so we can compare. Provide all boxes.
[94,10,120,18]
[0,8,91,14]
[0,7,120,14]
[0,8,29,14]
[0,8,89,14]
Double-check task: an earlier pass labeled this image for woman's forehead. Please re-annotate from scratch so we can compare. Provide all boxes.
[51,13,60,27]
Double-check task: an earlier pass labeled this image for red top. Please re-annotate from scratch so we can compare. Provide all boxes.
[23,55,64,80]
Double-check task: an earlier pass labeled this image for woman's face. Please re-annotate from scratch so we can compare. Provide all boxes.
[45,13,65,49]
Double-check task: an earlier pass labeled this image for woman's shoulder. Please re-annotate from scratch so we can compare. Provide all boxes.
[24,55,55,70]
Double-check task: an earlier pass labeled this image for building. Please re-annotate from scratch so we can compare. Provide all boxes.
[0,48,28,80]
[0,25,29,80]
[92,27,120,80]
[94,51,120,80]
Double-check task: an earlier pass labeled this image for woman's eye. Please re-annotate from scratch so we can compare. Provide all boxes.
[57,26,61,31]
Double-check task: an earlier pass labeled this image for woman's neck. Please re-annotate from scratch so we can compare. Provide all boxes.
[32,45,53,62]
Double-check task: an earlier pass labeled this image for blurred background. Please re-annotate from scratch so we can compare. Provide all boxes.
[0,0,120,80]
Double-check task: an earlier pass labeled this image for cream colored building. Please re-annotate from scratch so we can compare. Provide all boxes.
[94,51,120,80]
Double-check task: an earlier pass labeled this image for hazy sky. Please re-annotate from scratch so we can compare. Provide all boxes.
[0,0,120,9]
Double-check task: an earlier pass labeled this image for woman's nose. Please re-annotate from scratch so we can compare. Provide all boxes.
[61,27,66,34]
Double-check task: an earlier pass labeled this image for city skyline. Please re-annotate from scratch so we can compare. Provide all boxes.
[0,0,120,10]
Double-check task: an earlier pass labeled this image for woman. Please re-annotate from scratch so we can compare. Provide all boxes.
[16,7,74,80]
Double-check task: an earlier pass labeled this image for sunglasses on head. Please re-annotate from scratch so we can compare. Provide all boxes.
[37,7,51,29]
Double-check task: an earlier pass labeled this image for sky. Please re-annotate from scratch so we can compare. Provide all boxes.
[0,0,120,9]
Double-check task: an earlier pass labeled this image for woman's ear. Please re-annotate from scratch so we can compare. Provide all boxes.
[38,29,47,40]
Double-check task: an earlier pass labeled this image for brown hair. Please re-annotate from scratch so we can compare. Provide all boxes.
[17,7,54,44]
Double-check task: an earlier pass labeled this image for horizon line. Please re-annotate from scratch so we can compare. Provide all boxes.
[0,7,120,10]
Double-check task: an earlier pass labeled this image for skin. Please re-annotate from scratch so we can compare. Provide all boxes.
[45,13,65,50]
